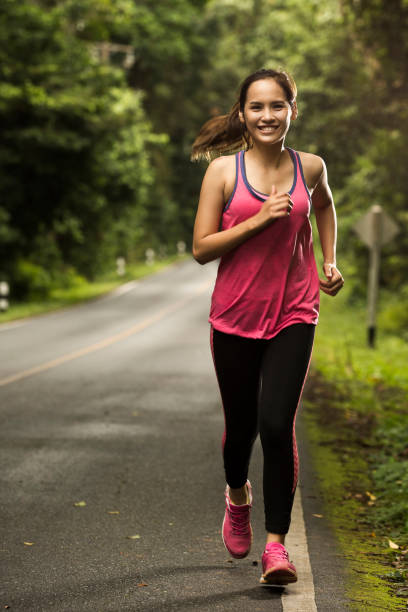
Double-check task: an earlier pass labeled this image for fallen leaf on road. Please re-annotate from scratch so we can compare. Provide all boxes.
[24,542,34,546]
[312,514,323,518]
[108,511,120,514]
[389,539,399,549]
[126,534,141,539]
[73,501,86,507]
[137,583,148,587]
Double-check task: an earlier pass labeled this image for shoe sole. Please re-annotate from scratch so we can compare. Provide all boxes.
[260,569,298,586]
[221,516,253,559]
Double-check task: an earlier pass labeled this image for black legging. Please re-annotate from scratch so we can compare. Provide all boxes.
[210,322,315,534]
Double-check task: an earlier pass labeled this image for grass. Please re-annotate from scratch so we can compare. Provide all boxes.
[302,262,408,610]
[0,254,189,324]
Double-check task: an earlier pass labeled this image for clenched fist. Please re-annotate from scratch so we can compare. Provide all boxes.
[319,263,344,296]
[254,184,294,229]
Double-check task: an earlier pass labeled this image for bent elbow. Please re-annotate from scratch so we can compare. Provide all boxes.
[195,255,207,265]
[192,243,208,265]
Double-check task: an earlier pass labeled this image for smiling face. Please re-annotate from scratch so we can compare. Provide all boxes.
[239,78,297,145]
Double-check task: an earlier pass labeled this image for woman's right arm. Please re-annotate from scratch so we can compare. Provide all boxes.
[192,157,292,265]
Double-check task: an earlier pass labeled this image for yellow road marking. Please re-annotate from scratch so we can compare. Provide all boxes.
[0,280,213,388]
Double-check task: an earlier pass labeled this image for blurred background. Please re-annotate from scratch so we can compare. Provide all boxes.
[0,0,406,327]
[1,2,407,603]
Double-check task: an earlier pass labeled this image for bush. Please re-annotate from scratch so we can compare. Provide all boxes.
[12,259,52,300]
[378,285,408,340]
[52,266,87,290]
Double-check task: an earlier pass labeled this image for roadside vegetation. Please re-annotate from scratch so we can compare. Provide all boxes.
[303,255,408,611]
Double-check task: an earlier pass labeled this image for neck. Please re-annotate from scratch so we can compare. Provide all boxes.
[246,141,286,168]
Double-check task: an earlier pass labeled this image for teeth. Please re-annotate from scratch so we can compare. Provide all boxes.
[259,127,277,131]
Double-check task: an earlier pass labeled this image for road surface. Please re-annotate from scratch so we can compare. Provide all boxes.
[0,258,349,611]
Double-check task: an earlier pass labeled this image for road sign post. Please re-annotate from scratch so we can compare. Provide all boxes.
[353,205,399,348]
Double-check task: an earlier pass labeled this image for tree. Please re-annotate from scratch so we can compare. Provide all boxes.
[0,0,165,295]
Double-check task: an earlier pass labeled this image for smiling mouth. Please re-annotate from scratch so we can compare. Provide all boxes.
[257,126,279,132]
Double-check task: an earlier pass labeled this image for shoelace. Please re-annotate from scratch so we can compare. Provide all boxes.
[228,506,250,536]
[264,547,289,561]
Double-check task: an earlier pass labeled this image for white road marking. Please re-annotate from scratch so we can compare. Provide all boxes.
[101,279,140,299]
[0,321,27,332]
[0,279,213,388]
[281,481,318,611]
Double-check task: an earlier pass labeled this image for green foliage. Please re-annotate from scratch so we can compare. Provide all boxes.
[370,416,408,532]
[338,127,408,291]
[12,259,53,299]
[378,286,408,340]
[189,0,407,320]
[0,0,167,294]
[0,0,407,315]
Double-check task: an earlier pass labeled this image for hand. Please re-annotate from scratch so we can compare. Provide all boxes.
[254,184,293,228]
[319,263,344,296]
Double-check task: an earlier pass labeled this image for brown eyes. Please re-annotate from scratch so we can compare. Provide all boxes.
[249,105,284,110]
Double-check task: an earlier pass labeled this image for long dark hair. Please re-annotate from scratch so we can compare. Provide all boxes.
[190,68,297,162]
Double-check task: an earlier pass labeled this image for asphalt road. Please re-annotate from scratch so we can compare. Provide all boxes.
[0,258,349,611]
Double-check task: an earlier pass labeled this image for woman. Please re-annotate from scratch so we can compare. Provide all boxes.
[191,68,344,586]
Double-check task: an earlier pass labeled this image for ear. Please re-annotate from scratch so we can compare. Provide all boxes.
[238,110,245,125]
[290,101,298,121]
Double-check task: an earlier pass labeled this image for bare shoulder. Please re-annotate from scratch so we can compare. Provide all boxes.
[297,151,326,192]
[205,153,236,203]
[207,153,234,170]
[207,154,235,178]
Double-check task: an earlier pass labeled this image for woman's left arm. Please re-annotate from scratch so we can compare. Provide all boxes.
[311,158,345,296]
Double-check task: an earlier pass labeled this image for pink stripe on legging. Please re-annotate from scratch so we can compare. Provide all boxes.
[291,341,314,494]
[209,325,227,451]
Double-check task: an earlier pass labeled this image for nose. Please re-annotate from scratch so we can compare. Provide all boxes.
[262,108,274,121]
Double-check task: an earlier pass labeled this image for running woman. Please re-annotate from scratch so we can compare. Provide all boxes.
[191,68,344,586]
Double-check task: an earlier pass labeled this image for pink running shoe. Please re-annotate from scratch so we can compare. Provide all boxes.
[222,480,253,559]
[260,542,298,585]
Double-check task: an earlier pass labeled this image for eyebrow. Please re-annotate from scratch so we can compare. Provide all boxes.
[248,99,286,104]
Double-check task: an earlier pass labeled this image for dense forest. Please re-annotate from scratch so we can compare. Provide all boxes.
[0,0,407,310]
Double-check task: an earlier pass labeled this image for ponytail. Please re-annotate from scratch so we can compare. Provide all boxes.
[190,102,249,162]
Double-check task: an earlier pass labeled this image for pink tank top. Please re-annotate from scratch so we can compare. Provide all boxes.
[208,147,320,339]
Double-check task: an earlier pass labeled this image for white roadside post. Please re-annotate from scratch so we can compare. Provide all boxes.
[353,205,399,348]
[177,241,186,256]
[116,257,126,276]
[0,281,10,312]
[145,248,155,266]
